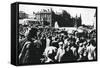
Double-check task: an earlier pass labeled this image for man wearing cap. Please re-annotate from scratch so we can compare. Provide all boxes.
[55,42,65,62]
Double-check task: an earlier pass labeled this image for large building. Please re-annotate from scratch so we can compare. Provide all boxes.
[35,9,52,27]
[35,9,82,28]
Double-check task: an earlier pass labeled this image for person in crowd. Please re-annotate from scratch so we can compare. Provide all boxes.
[19,28,42,64]
[42,46,57,63]
[55,42,65,62]
[51,37,59,48]
[46,36,51,48]
[86,39,96,60]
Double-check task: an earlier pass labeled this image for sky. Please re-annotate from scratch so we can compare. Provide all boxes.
[19,4,96,25]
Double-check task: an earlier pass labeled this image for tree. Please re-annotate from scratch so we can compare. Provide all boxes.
[61,10,71,20]
[19,11,28,19]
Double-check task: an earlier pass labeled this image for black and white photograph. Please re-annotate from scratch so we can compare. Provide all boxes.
[18,3,97,65]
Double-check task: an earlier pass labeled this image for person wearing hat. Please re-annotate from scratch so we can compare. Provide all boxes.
[42,46,57,63]
[55,42,65,62]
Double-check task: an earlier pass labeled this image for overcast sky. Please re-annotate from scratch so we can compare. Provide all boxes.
[19,4,96,25]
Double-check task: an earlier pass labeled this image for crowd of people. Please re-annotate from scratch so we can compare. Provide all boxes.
[18,26,96,64]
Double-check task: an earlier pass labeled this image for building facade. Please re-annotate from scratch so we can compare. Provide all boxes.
[35,9,52,27]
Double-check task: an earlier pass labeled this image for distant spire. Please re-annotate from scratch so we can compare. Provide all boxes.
[80,14,81,18]
[33,11,35,14]
[76,14,77,19]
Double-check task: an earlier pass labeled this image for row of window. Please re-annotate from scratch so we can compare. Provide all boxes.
[36,14,51,21]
